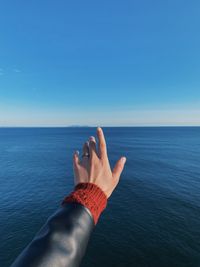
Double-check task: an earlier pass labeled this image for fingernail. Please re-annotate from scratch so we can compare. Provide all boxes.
[97,127,101,131]
[90,136,95,141]
[121,157,126,163]
[75,150,79,155]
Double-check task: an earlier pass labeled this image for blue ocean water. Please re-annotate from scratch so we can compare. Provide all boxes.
[0,127,200,267]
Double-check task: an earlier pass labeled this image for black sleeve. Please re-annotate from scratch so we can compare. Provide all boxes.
[10,202,95,267]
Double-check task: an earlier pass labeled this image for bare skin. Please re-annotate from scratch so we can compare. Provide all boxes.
[73,127,126,198]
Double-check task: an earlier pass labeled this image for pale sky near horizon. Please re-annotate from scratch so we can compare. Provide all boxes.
[0,1,200,126]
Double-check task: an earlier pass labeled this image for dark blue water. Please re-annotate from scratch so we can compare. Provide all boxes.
[0,127,200,267]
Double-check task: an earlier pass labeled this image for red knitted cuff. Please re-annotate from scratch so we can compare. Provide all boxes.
[62,183,108,225]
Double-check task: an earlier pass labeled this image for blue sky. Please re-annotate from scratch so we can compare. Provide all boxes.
[0,0,200,126]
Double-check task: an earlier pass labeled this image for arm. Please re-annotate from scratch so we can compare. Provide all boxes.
[10,203,94,267]
[10,127,126,267]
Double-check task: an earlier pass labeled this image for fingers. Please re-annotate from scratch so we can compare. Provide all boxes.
[74,127,106,168]
[82,141,89,155]
[73,150,81,186]
[73,150,80,168]
[89,136,98,160]
[97,127,107,160]
[81,141,90,164]
[112,157,126,180]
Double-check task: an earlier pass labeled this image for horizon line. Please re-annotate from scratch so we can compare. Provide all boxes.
[0,125,200,128]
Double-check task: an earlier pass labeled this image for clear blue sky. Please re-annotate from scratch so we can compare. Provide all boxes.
[0,0,200,126]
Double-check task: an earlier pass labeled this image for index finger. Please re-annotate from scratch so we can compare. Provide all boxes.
[97,127,107,159]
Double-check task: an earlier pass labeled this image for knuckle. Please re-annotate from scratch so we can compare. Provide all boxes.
[100,143,106,150]
[73,156,78,162]
[90,141,96,147]
[119,161,123,167]
[89,140,95,147]
[73,162,79,169]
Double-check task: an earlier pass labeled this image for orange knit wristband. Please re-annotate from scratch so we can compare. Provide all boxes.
[62,182,108,225]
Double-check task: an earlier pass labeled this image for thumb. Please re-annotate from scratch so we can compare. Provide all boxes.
[112,157,126,180]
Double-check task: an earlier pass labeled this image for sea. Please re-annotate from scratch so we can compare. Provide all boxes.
[0,127,200,267]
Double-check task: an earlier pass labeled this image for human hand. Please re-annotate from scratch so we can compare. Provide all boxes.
[73,127,126,198]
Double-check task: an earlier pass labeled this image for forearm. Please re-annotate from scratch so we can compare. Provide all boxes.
[10,183,107,267]
[10,203,94,267]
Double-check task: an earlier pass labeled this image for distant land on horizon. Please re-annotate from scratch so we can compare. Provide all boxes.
[0,125,200,128]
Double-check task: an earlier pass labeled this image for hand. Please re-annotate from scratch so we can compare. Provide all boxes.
[73,127,126,198]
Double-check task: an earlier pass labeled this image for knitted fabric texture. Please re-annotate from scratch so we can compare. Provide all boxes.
[62,182,107,225]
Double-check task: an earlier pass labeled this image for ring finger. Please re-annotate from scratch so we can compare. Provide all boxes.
[81,141,90,165]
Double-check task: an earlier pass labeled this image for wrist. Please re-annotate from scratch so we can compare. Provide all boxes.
[61,182,108,225]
